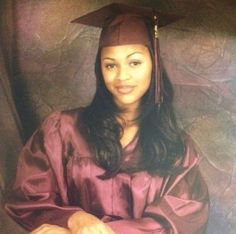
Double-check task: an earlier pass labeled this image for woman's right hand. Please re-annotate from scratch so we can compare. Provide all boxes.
[67,211,115,234]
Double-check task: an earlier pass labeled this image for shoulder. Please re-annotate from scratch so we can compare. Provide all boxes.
[40,108,85,136]
[42,108,84,127]
[181,134,202,168]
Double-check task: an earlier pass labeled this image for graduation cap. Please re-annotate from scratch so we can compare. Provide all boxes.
[71,3,184,105]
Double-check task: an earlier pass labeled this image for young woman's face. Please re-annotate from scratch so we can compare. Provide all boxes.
[101,44,152,110]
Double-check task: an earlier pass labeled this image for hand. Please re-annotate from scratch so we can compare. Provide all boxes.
[29,224,71,234]
[68,211,115,234]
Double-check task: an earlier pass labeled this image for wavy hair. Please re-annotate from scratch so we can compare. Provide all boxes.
[79,17,185,179]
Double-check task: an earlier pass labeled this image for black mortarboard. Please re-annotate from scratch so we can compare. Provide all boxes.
[71,3,183,105]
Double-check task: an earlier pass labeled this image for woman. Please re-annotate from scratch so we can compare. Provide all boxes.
[5,3,209,234]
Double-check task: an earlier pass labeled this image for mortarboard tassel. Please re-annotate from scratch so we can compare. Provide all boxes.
[153,15,163,106]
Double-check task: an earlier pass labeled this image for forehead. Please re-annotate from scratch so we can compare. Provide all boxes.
[101,44,150,58]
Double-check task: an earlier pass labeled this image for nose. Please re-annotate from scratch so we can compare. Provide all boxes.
[117,65,130,81]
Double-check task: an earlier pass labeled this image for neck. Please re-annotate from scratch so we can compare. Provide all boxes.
[117,106,140,128]
[117,107,140,148]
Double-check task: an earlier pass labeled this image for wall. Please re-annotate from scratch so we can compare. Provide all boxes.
[3,0,236,233]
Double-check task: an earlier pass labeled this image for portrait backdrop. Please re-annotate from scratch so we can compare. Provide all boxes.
[0,0,236,233]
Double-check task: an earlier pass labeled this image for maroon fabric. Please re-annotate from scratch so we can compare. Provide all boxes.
[71,3,183,29]
[5,109,209,233]
[99,14,151,48]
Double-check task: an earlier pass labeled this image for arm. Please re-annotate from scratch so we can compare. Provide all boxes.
[106,141,209,234]
[4,112,81,231]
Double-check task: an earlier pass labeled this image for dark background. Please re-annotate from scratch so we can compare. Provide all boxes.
[0,0,236,233]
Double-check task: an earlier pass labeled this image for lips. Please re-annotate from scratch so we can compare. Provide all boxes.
[115,85,136,94]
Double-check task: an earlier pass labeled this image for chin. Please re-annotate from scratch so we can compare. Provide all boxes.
[115,98,140,109]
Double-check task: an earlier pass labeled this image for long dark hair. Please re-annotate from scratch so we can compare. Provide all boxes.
[79,17,185,179]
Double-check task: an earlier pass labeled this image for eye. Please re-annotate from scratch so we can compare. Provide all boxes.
[129,60,142,67]
[104,63,117,70]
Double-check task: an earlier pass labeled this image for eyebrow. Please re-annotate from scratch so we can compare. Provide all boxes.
[102,51,143,61]
[127,51,143,58]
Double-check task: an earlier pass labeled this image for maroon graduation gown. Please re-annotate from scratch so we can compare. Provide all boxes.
[5,109,209,233]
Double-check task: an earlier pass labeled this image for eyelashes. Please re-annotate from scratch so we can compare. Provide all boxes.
[130,61,142,67]
[104,63,116,70]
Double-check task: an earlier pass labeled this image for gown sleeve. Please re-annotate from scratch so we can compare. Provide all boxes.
[4,112,82,231]
[106,140,210,234]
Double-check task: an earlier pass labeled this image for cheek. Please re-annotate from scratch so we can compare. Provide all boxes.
[138,66,152,89]
[101,71,115,91]
[101,68,111,84]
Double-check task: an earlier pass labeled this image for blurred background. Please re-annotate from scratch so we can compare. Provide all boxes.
[0,0,236,233]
